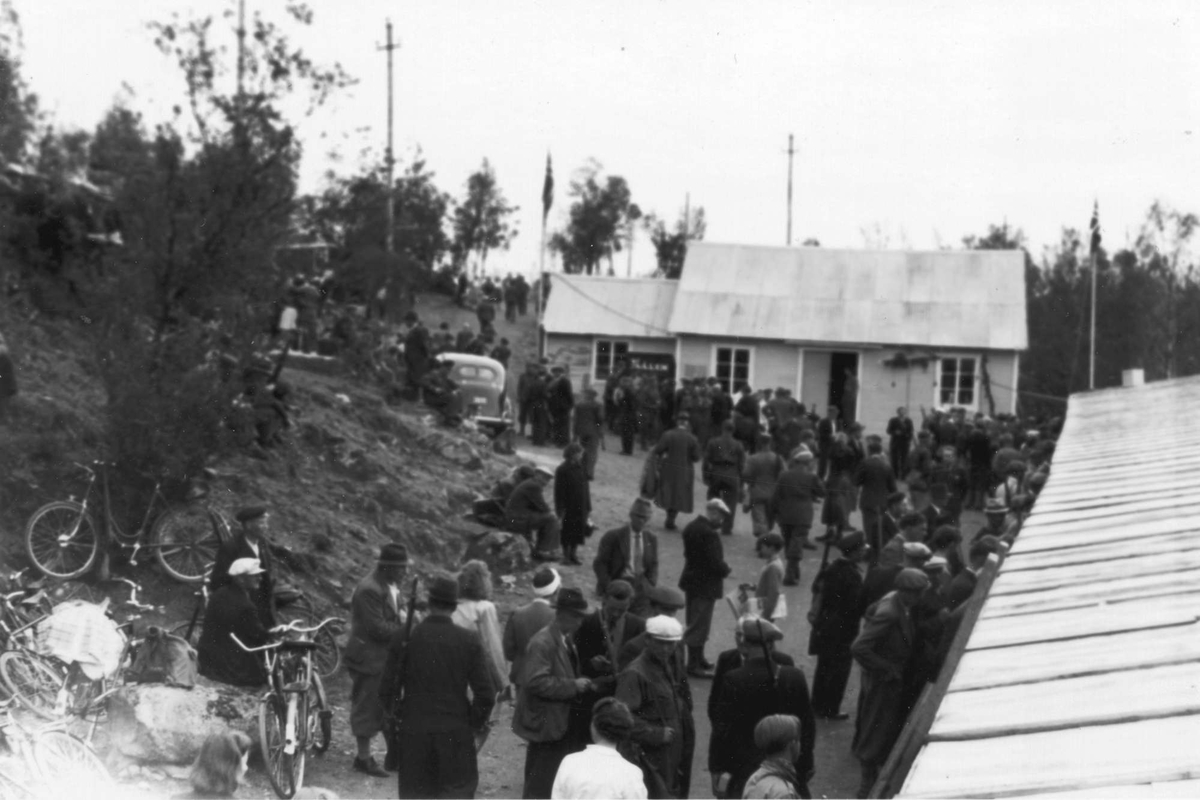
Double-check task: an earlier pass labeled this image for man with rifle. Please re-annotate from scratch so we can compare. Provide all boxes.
[380,573,495,798]
[709,617,817,799]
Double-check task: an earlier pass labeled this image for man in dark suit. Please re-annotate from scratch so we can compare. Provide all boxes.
[942,539,991,612]
[708,619,795,726]
[503,567,560,690]
[574,579,645,685]
[506,467,562,561]
[809,531,868,720]
[380,574,495,799]
[572,388,604,480]
[512,588,594,799]
[855,437,897,566]
[197,557,271,688]
[594,497,659,616]
[678,499,733,676]
[210,505,277,627]
[344,543,408,778]
[886,407,915,478]
[709,618,817,800]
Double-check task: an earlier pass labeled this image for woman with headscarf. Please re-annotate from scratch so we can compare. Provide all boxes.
[554,443,592,565]
[452,560,509,699]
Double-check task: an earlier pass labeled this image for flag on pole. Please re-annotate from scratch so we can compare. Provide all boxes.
[542,153,554,221]
[1089,200,1102,256]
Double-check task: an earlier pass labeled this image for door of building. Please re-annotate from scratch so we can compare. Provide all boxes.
[827,351,860,425]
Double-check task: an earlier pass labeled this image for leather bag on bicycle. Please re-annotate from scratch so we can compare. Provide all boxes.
[127,626,198,688]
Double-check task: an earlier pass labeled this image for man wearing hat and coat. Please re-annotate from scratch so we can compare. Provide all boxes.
[503,568,560,693]
[771,448,826,585]
[211,505,277,627]
[679,499,733,677]
[652,415,701,530]
[618,615,695,800]
[380,573,495,799]
[808,530,868,720]
[198,557,272,688]
[709,617,816,800]
[703,420,746,536]
[344,543,409,778]
[855,438,898,567]
[594,497,659,617]
[851,567,931,798]
[513,587,594,799]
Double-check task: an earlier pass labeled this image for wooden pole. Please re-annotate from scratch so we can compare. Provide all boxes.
[381,21,398,258]
[787,133,794,246]
[1089,248,1097,390]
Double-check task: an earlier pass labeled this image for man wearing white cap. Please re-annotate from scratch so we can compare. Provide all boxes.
[197,557,271,687]
[503,567,560,692]
[678,499,732,677]
[617,615,694,800]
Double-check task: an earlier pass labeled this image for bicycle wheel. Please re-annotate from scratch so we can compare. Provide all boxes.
[152,505,221,583]
[308,673,331,754]
[258,694,298,799]
[25,502,99,580]
[33,729,113,789]
[0,652,63,720]
[312,625,341,679]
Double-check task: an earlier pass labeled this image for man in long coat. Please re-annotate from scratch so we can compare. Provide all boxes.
[808,531,867,720]
[553,443,591,566]
[344,544,409,777]
[886,407,915,478]
[572,388,604,480]
[617,615,695,800]
[653,414,701,530]
[547,366,575,447]
[594,497,659,616]
[709,618,817,800]
[678,499,732,676]
[855,437,898,567]
[851,568,930,798]
[703,420,746,536]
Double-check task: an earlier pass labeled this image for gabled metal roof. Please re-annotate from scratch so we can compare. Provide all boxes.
[668,243,1028,350]
[542,274,677,338]
[899,374,1200,799]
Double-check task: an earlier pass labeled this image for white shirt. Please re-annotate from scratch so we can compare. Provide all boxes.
[551,744,648,800]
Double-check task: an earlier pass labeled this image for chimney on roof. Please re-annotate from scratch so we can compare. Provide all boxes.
[1121,369,1145,388]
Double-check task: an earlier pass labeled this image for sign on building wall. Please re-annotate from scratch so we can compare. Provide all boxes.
[627,352,676,384]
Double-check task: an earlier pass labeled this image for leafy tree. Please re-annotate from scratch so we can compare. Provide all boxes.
[451,158,518,276]
[548,160,633,275]
[645,205,706,279]
[0,0,38,164]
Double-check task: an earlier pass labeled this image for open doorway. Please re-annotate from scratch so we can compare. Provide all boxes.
[828,351,860,427]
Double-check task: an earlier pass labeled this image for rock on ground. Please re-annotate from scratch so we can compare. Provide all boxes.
[461,529,532,574]
[108,679,260,764]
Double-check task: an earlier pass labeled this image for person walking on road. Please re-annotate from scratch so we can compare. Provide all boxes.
[653,414,702,530]
[743,434,785,538]
[573,388,604,480]
[678,499,733,677]
[855,437,897,567]
[703,420,747,536]
[770,450,826,586]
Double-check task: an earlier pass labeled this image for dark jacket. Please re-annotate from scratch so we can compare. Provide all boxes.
[197,583,269,688]
[210,534,276,627]
[554,460,592,547]
[771,467,826,528]
[574,610,646,685]
[502,600,556,686]
[382,615,494,734]
[855,455,898,512]
[506,477,551,522]
[572,398,604,439]
[708,648,794,723]
[617,650,694,800]
[593,524,659,598]
[859,564,903,618]
[678,515,731,600]
[851,593,917,764]
[708,656,816,793]
[512,623,581,743]
[703,434,746,486]
[547,375,575,415]
[343,573,402,676]
[809,558,865,655]
[942,568,978,612]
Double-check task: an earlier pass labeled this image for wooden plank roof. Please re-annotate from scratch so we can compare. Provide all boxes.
[898,374,1200,798]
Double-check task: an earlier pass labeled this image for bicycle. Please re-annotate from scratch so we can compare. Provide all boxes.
[24,460,231,583]
[232,617,339,799]
[0,698,112,798]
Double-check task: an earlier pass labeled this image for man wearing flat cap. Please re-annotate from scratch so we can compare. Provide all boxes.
[617,585,685,669]
[618,615,695,800]
[679,499,733,677]
[197,557,271,688]
[345,543,409,778]
[709,617,816,800]
[211,505,277,628]
[381,573,495,799]
[594,497,659,616]
[809,530,868,721]
[851,567,930,798]
[513,587,594,799]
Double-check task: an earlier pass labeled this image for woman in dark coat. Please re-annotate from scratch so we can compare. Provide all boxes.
[554,443,592,565]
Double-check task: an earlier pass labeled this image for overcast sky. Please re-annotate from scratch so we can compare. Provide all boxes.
[14,0,1200,277]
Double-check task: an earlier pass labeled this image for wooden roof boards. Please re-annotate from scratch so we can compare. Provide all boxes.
[897,374,1200,799]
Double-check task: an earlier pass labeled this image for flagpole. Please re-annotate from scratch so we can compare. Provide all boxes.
[537,213,547,359]
[1089,248,1096,390]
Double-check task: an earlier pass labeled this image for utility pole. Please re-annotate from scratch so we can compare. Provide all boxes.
[378,21,400,257]
[235,0,246,150]
[786,133,794,246]
[684,192,690,239]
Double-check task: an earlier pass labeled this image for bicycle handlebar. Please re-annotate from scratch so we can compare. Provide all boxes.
[271,617,345,635]
[230,632,282,654]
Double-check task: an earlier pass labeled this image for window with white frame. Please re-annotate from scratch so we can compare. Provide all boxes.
[714,346,752,394]
[595,340,630,380]
[938,356,978,408]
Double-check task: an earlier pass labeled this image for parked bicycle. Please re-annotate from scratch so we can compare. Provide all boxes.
[0,697,112,798]
[232,617,339,799]
[24,460,230,583]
